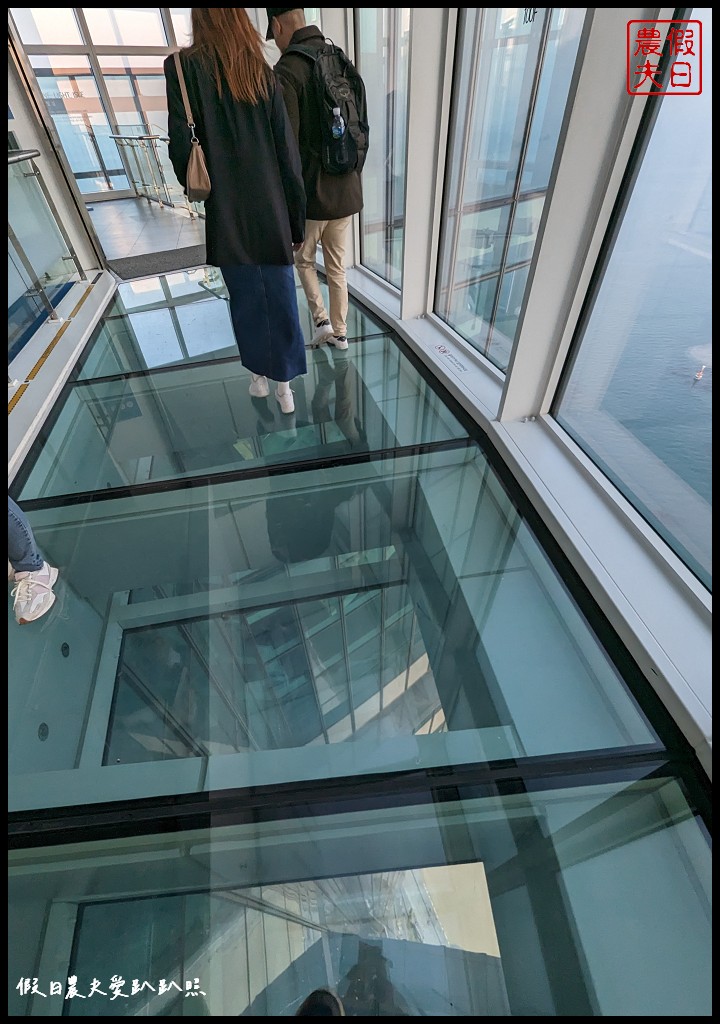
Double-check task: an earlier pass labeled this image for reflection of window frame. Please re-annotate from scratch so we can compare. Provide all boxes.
[104,577,430,765]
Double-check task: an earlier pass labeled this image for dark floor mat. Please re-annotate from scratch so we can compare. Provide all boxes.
[107,244,207,280]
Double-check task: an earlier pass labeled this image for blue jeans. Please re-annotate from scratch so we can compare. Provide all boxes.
[8,495,44,574]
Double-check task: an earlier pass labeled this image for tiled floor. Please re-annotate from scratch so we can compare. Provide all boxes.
[8,272,712,1017]
[87,196,205,261]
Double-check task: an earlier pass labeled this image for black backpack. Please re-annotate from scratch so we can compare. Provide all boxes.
[285,38,369,176]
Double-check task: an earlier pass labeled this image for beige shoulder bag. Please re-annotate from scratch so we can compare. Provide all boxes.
[173,51,212,203]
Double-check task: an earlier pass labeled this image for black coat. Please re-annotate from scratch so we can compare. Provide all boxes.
[164,51,306,266]
[274,26,364,220]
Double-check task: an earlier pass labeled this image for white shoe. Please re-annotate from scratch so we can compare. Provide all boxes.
[249,375,269,398]
[327,335,349,351]
[8,560,14,583]
[312,319,334,345]
[12,562,58,624]
[275,388,295,414]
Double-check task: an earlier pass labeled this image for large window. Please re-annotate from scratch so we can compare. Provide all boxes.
[435,8,585,371]
[554,8,712,592]
[10,8,326,200]
[9,8,184,197]
[356,8,411,288]
[27,52,131,194]
[81,7,167,47]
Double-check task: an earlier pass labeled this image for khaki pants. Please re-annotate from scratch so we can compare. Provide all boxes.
[294,216,352,337]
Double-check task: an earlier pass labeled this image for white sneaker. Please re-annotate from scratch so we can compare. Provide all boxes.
[275,388,295,414]
[249,375,270,398]
[12,562,58,624]
[312,319,334,345]
[327,335,349,351]
[8,560,14,583]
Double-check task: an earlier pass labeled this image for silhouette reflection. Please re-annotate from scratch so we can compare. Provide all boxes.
[311,347,366,450]
[340,939,412,1017]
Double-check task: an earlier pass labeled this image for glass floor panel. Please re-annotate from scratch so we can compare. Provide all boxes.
[9,774,711,1016]
[16,336,467,501]
[74,269,388,381]
[10,446,658,810]
[8,272,710,1017]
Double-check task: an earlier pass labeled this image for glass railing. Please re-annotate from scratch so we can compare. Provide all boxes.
[8,149,85,364]
[110,125,205,219]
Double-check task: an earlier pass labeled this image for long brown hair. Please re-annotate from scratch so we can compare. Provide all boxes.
[188,8,271,104]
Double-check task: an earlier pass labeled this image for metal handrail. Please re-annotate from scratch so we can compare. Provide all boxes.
[111,131,173,208]
[8,153,87,282]
[109,133,170,143]
[8,149,41,166]
[8,148,87,343]
[110,130,202,218]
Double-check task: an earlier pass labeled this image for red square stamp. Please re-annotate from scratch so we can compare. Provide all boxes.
[627,19,703,95]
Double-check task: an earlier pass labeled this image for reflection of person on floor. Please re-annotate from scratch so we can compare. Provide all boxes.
[266,484,352,565]
[8,494,59,625]
[311,348,367,450]
[339,940,411,1016]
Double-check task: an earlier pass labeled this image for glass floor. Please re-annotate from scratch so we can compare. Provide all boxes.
[9,270,711,1016]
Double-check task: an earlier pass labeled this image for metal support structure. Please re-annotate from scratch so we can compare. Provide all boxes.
[11,151,88,282]
[8,222,60,322]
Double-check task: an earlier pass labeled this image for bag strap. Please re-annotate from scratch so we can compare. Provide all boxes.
[284,43,320,62]
[173,51,200,142]
[284,38,344,62]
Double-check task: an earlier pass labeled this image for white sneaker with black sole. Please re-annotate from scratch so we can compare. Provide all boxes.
[311,319,334,345]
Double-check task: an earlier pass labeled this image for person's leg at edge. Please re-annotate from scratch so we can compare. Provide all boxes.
[8,495,58,623]
[294,219,333,343]
[9,495,44,575]
[320,216,351,350]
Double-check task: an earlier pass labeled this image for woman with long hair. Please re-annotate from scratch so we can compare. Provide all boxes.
[164,8,307,413]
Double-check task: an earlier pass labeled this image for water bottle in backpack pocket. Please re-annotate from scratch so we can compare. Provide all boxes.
[329,107,350,173]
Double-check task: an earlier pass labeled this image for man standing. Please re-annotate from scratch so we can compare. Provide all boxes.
[268,8,365,351]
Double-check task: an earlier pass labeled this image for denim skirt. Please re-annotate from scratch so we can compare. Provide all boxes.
[221,263,307,382]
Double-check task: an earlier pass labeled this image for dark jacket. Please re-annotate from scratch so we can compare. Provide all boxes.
[273,26,363,221]
[164,51,306,266]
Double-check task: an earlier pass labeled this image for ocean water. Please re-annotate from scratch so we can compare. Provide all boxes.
[602,232,712,507]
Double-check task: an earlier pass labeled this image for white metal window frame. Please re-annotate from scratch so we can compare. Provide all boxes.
[342,7,711,778]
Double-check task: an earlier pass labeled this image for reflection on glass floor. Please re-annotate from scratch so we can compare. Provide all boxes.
[8,271,710,1016]
[9,778,711,1016]
[17,336,464,500]
[9,447,658,807]
[75,267,387,379]
[109,580,440,764]
[15,269,461,501]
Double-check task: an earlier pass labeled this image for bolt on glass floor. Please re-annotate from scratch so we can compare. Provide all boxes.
[8,271,711,1015]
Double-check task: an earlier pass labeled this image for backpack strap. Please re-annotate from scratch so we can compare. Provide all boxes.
[284,42,320,62]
